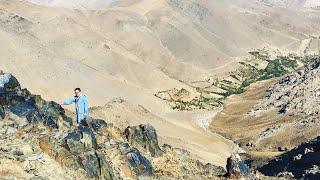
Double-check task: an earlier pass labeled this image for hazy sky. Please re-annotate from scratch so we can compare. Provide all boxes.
[26,0,123,9]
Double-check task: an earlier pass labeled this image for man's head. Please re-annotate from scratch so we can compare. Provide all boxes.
[74,88,81,97]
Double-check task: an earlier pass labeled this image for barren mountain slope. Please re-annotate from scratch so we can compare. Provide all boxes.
[259,0,320,8]
[210,58,320,152]
[0,73,232,179]
[26,0,123,9]
[89,98,239,166]
[1,0,320,116]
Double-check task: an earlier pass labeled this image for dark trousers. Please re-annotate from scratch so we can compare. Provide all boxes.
[79,119,89,126]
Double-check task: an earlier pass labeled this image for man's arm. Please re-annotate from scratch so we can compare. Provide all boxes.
[62,96,76,105]
[83,96,89,118]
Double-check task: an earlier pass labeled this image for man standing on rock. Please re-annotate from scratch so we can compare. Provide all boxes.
[62,88,89,126]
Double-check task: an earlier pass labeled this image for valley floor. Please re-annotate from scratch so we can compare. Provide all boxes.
[88,100,238,167]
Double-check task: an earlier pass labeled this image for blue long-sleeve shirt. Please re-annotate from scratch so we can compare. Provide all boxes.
[63,94,89,123]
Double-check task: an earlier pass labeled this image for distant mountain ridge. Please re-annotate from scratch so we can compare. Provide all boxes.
[2,0,320,115]
[25,0,123,9]
[259,0,320,8]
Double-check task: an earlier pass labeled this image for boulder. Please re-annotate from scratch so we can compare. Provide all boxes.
[64,130,85,154]
[124,124,162,157]
[81,151,100,177]
[80,125,97,150]
[0,105,5,119]
[259,136,320,179]
[0,74,25,106]
[226,154,250,179]
[3,74,20,90]
[55,147,82,171]
[119,143,153,176]
[96,152,114,180]
[80,151,114,179]
[0,74,72,130]
[90,119,108,132]
[40,133,101,177]
[63,125,97,153]
[204,163,227,177]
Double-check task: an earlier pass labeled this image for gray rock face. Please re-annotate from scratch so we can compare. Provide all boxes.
[259,136,320,179]
[81,151,100,177]
[0,74,24,106]
[0,73,72,129]
[64,130,84,154]
[0,105,5,119]
[200,161,227,177]
[40,127,114,178]
[119,143,153,176]
[90,119,108,132]
[96,153,114,180]
[249,57,320,117]
[79,125,98,150]
[124,124,162,157]
[226,154,250,179]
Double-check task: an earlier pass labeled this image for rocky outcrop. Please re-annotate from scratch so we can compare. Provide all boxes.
[124,124,162,157]
[250,57,320,117]
[0,72,229,179]
[38,121,154,179]
[0,105,5,119]
[154,144,227,179]
[118,143,153,176]
[0,72,72,129]
[226,154,250,179]
[259,136,320,179]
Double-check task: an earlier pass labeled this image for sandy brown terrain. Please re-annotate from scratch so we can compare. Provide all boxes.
[88,98,239,167]
[1,0,320,112]
[1,0,320,175]
[210,77,320,152]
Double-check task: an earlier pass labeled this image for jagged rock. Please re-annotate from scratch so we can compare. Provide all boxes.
[124,124,162,157]
[203,163,227,177]
[80,151,114,178]
[3,74,20,90]
[63,130,84,154]
[56,148,82,171]
[81,151,100,177]
[226,154,250,179]
[259,136,320,179]
[277,146,288,152]
[38,100,72,128]
[90,119,108,132]
[39,101,64,118]
[5,126,17,135]
[56,115,72,130]
[39,135,83,171]
[0,73,72,130]
[96,152,114,180]
[0,105,5,119]
[79,125,97,150]
[155,144,227,179]
[63,125,97,154]
[119,143,153,176]
[25,152,43,161]
[38,135,59,157]
[0,74,25,106]
[90,119,111,149]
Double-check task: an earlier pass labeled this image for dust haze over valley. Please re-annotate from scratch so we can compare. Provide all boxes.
[1,0,320,178]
